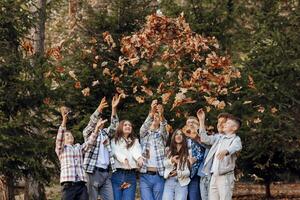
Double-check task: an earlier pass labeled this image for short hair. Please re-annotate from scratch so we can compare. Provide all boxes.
[186,116,199,122]
[217,113,231,119]
[226,114,242,129]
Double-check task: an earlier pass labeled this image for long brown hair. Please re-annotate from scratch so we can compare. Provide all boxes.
[114,120,136,149]
[168,129,189,170]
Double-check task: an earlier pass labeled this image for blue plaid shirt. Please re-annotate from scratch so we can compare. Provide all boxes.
[187,138,205,178]
[140,115,168,176]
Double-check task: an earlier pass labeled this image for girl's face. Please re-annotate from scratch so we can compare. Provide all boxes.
[174,131,183,144]
[122,121,132,135]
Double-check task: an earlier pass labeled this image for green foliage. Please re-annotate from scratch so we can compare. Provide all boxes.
[161,0,300,188]
[0,0,56,186]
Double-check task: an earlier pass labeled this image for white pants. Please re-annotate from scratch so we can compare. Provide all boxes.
[209,173,235,200]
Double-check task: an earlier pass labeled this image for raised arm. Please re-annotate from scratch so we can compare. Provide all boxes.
[83,97,108,141]
[140,100,157,138]
[157,104,168,143]
[197,108,218,145]
[55,107,68,158]
[82,118,108,153]
[107,94,121,137]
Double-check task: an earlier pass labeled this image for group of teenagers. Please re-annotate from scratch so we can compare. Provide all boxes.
[55,93,243,200]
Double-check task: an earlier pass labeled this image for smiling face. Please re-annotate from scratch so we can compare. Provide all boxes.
[186,117,199,130]
[122,120,132,135]
[175,131,184,144]
[223,118,239,134]
[64,131,74,145]
[217,117,227,134]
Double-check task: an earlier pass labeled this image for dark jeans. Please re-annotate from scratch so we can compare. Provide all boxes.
[61,181,88,200]
[188,175,201,200]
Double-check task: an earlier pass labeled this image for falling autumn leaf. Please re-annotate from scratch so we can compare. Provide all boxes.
[43,97,51,105]
[44,71,52,78]
[257,106,265,113]
[253,118,262,124]
[161,91,172,105]
[248,75,256,89]
[133,86,138,94]
[135,96,145,104]
[92,80,100,86]
[82,87,90,96]
[141,86,153,96]
[271,107,278,113]
[55,66,65,73]
[103,68,111,76]
[74,81,81,89]
[69,70,77,80]
[243,101,252,104]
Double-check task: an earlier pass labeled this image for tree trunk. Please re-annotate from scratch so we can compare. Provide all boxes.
[34,0,47,57]
[6,175,14,200]
[27,176,46,200]
[265,181,272,199]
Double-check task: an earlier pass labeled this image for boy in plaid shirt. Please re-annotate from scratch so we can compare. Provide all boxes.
[55,106,107,200]
[83,94,121,200]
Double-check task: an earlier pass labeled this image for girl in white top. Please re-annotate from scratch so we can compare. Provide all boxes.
[111,120,144,200]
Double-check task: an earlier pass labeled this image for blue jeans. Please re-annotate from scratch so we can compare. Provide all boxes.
[188,175,201,200]
[162,177,188,200]
[140,173,165,200]
[111,170,137,200]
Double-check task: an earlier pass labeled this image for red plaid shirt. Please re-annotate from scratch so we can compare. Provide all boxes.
[55,126,98,183]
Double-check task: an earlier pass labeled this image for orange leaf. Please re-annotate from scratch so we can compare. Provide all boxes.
[135,96,145,104]
[82,87,90,96]
[55,66,65,73]
[103,68,111,76]
[74,81,81,89]
[161,91,172,105]
[141,86,153,96]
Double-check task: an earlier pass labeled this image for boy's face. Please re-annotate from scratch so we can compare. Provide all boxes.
[186,118,199,130]
[223,119,238,134]
[65,131,74,145]
[217,117,227,134]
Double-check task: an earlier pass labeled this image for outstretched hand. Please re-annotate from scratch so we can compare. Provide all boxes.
[217,150,229,160]
[95,118,108,133]
[97,97,109,113]
[197,108,205,123]
[60,106,69,126]
[112,94,122,109]
[149,100,158,117]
